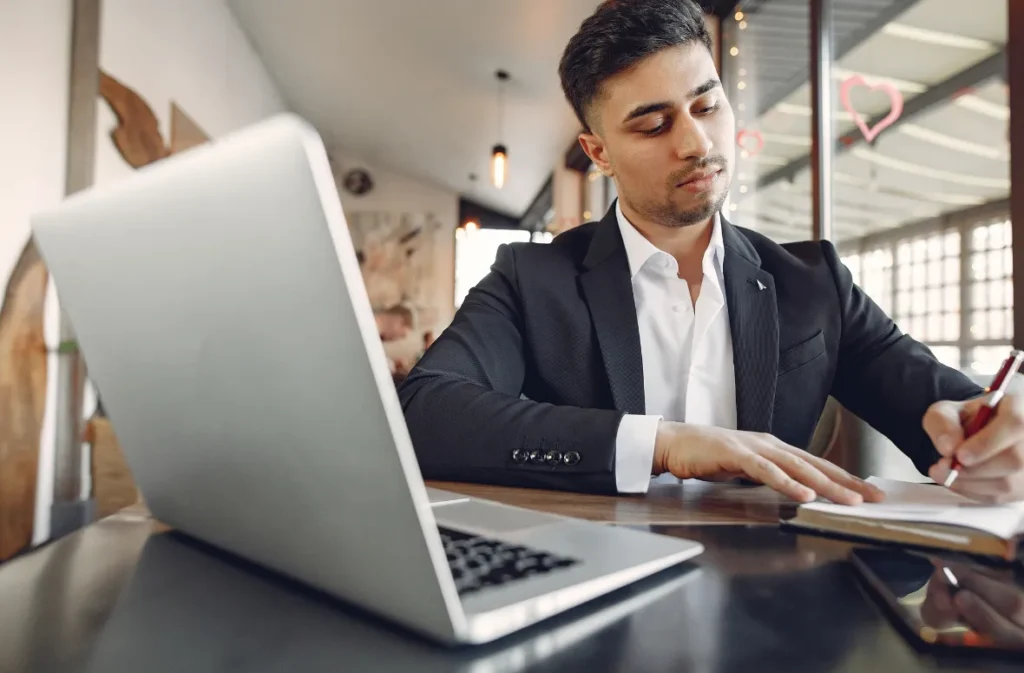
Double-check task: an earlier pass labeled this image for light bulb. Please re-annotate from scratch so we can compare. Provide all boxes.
[491,145,507,189]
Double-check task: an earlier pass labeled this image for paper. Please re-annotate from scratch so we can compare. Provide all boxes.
[800,477,1024,540]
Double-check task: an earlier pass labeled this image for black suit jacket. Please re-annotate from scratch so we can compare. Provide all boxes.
[398,206,982,494]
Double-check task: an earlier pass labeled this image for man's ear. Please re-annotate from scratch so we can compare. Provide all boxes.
[578,132,614,178]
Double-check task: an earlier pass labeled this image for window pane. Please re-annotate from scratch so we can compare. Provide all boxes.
[945,286,959,312]
[944,232,959,257]
[944,312,959,341]
[454,227,532,307]
[930,346,961,371]
[970,346,1012,377]
[971,311,988,340]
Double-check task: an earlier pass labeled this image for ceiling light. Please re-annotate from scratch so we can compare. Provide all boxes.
[492,70,510,189]
[883,23,991,50]
[735,11,744,21]
[730,46,739,56]
[739,20,747,29]
[465,220,479,232]
[737,81,746,90]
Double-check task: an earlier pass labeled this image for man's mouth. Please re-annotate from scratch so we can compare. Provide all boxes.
[677,169,721,192]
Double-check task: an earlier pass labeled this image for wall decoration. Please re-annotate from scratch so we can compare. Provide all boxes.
[347,210,443,332]
[736,129,764,157]
[0,242,50,559]
[840,74,904,144]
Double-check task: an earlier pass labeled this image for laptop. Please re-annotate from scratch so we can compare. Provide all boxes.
[30,113,703,645]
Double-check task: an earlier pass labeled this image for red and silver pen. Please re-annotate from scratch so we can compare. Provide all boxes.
[944,349,1024,487]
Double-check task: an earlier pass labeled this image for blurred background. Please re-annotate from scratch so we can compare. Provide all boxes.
[0,0,1019,562]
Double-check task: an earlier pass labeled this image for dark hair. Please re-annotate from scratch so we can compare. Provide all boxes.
[559,0,714,132]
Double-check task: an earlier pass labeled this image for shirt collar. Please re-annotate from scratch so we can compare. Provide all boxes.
[615,199,725,280]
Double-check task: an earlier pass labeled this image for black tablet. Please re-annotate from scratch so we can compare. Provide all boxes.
[851,547,1024,658]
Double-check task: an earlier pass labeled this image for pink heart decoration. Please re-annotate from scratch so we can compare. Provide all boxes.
[840,74,904,144]
[735,129,764,156]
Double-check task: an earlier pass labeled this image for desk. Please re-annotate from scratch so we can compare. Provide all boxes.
[0,483,1019,673]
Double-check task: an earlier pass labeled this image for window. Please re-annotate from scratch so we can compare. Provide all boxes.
[454,227,533,308]
[839,212,1012,375]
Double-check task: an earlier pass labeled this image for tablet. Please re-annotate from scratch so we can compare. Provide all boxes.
[850,547,1024,658]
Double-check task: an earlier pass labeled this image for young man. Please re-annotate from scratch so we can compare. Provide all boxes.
[399,0,1024,504]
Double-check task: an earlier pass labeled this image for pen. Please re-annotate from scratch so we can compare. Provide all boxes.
[944,349,1024,487]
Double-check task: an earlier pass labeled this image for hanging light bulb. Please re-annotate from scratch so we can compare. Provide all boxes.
[491,144,507,189]
[492,70,510,189]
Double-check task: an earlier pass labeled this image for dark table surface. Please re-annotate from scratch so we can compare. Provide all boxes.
[2,498,1022,673]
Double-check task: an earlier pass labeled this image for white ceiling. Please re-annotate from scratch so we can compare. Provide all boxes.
[227,0,605,217]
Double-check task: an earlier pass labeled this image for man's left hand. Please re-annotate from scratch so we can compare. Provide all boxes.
[924,392,1024,503]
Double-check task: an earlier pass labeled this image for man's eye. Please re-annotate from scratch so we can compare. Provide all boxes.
[641,121,668,136]
[698,103,719,115]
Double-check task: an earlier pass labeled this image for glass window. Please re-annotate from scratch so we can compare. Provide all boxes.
[454,227,532,308]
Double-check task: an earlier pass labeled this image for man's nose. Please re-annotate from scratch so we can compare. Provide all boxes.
[673,117,713,162]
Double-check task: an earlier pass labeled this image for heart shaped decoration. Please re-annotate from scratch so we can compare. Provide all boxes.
[840,74,904,144]
[735,129,764,157]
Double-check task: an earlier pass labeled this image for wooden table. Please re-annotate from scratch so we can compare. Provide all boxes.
[429,478,794,525]
[0,481,1020,673]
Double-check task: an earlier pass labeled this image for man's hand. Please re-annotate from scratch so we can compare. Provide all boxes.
[921,562,1024,647]
[924,393,1024,503]
[652,422,885,505]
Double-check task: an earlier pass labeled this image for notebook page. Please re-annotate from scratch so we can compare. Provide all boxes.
[799,477,1024,540]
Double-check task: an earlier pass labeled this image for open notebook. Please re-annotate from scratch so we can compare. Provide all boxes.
[785,477,1024,560]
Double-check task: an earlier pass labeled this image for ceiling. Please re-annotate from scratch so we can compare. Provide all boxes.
[227,0,611,217]
[724,0,1009,243]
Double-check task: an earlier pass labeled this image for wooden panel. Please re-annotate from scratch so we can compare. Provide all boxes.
[0,243,49,560]
[428,480,792,526]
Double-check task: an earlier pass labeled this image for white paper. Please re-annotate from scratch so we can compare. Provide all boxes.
[799,477,1024,540]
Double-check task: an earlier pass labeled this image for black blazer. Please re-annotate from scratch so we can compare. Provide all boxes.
[398,206,982,494]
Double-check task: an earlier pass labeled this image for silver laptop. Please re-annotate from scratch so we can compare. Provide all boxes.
[31,113,703,645]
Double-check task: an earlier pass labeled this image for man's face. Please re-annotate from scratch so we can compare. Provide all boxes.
[579,43,735,228]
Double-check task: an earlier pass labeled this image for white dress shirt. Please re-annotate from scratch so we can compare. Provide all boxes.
[613,201,738,493]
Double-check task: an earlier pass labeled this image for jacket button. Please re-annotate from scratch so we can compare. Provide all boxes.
[544,450,562,466]
[511,449,529,464]
[529,449,545,464]
[563,451,581,466]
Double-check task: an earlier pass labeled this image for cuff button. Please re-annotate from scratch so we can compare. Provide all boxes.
[562,451,581,466]
[511,449,529,464]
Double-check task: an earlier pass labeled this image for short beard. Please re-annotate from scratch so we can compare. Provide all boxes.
[651,156,730,228]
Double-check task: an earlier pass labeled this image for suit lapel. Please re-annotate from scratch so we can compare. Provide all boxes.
[579,208,646,415]
[721,219,779,432]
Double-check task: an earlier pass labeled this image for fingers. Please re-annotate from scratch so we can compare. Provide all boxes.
[954,591,1024,646]
[955,398,1024,468]
[759,444,864,505]
[922,400,969,457]
[949,444,1024,479]
[920,568,959,629]
[944,472,1024,504]
[800,452,886,502]
[739,454,816,503]
[959,571,1024,627]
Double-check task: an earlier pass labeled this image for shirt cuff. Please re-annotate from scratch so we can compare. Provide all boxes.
[614,414,662,494]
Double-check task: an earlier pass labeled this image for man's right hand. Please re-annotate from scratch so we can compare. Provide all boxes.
[652,421,885,505]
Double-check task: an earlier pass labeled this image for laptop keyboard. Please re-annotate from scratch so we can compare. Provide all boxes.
[438,527,580,596]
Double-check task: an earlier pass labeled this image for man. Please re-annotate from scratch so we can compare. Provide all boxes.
[399,0,1024,504]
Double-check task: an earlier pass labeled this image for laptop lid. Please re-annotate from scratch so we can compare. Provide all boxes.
[31,113,466,642]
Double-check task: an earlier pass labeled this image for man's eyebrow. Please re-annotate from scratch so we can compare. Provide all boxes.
[688,78,721,99]
[621,79,722,124]
[623,101,672,124]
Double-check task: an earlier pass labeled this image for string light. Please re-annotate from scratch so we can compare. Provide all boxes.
[730,46,739,56]
[737,81,746,90]
[735,11,744,21]
[739,20,747,30]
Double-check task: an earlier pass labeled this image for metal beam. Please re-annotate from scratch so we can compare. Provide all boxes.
[757,0,919,116]
[758,49,1008,191]
[810,0,834,242]
[50,0,101,540]
[1010,0,1024,350]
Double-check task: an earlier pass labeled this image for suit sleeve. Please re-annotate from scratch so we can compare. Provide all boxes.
[821,241,984,475]
[397,244,626,494]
